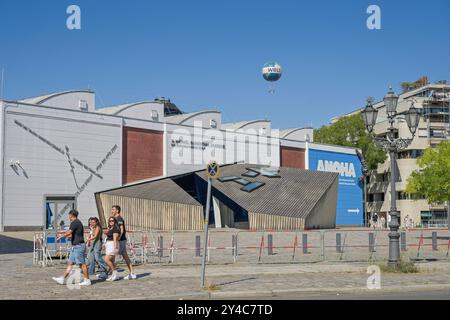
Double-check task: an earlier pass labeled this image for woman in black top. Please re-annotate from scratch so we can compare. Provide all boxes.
[104,216,120,281]
[86,217,108,279]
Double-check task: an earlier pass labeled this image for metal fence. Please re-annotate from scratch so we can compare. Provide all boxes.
[33,228,450,267]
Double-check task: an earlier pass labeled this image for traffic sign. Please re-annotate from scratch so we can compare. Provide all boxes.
[206,160,220,179]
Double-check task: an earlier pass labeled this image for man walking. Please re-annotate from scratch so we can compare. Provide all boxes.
[372,213,378,230]
[52,210,91,286]
[111,205,136,280]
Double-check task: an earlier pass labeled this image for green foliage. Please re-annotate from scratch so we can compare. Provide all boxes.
[406,141,450,204]
[378,259,419,274]
[401,76,429,93]
[314,114,386,170]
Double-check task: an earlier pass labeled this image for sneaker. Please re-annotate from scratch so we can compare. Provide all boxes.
[96,273,107,280]
[106,271,117,282]
[52,276,65,285]
[124,273,137,280]
[79,278,91,286]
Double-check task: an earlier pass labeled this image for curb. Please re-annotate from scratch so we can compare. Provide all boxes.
[208,283,450,299]
[120,283,450,300]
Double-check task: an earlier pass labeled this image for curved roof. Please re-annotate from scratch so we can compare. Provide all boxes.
[20,90,94,105]
[280,127,313,139]
[97,101,154,115]
[101,178,202,206]
[165,110,220,124]
[196,164,338,219]
[221,119,270,130]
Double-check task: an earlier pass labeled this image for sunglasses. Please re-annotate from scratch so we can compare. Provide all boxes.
[109,220,115,223]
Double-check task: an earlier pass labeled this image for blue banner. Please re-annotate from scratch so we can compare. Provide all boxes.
[309,149,364,226]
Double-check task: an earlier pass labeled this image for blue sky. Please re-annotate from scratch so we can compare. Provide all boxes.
[0,0,449,128]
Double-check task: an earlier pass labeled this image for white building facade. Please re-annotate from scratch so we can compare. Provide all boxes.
[0,90,362,231]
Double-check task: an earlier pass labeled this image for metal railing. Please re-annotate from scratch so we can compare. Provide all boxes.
[32,228,450,267]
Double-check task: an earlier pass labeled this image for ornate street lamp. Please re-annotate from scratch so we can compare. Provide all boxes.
[361,87,421,269]
[384,86,399,118]
[405,105,421,135]
[361,97,378,133]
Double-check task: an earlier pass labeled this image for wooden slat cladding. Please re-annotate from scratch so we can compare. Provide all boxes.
[280,146,305,169]
[99,194,203,230]
[123,127,163,184]
[248,212,305,230]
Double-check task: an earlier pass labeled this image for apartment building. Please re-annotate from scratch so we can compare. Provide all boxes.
[332,81,450,227]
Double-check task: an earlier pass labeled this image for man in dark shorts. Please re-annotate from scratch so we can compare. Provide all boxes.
[111,205,136,280]
[52,210,91,286]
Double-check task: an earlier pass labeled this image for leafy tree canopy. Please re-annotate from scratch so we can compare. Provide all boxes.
[405,140,450,204]
[314,113,386,170]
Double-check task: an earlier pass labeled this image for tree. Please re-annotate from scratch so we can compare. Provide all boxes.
[400,76,429,93]
[405,141,450,204]
[314,113,386,170]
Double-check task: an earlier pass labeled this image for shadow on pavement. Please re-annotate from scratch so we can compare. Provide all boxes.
[217,277,257,287]
[0,234,34,254]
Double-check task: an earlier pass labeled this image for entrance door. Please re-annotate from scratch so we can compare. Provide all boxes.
[45,196,76,230]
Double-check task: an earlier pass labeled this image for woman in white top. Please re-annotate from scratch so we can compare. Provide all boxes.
[104,216,120,281]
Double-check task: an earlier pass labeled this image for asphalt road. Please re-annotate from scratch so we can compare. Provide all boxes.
[248,289,450,300]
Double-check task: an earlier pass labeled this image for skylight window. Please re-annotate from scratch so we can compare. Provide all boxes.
[242,170,259,178]
[247,167,281,178]
[234,178,251,186]
[218,176,239,182]
[240,181,265,192]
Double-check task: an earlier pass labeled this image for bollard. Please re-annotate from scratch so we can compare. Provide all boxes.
[302,233,308,254]
[369,232,375,252]
[336,233,342,253]
[432,232,438,251]
[320,230,325,261]
[400,232,407,251]
[158,235,163,258]
[267,234,273,255]
[231,235,236,257]
[195,235,201,257]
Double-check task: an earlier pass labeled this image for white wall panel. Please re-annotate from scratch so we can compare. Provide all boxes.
[3,104,122,228]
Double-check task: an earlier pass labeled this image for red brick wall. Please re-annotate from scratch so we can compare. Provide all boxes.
[123,127,164,184]
[280,146,306,169]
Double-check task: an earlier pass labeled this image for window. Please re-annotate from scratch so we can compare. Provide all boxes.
[79,100,88,111]
[397,191,424,200]
[398,149,423,159]
[240,181,265,192]
[247,167,281,178]
[151,110,159,121]
[242,170,260,178]
[418,128,428,138]
[45,196,76,230]
[234,178,251,186]
[218,176,239,182]
[430,129,445,138]
[210,119,217,129]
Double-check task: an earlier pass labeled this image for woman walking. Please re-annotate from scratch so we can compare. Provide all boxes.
[86,217,108,280]
[104,216,120,281]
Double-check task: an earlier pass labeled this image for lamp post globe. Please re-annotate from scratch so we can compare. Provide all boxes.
[405,106,421,135]
[361,98,378,133]
[384,87,399,118]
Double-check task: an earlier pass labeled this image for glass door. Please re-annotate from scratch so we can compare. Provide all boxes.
[45,196,76,230]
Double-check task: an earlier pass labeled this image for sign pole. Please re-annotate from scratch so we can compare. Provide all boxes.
[200,176,212,288]
[201,160,220,288]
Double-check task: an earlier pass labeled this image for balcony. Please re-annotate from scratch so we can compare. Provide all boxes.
[367,181,389,194]
[367,201,384,213]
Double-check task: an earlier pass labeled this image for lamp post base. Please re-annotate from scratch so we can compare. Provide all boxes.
[388,210,401,269]
[387,231,400,268]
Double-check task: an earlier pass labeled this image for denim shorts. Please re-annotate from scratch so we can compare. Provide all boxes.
[68,243,86,265]
[118,240,127,256]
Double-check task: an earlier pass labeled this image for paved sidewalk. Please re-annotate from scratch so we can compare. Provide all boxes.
[1,231,450,299]
[1,250,450,299]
